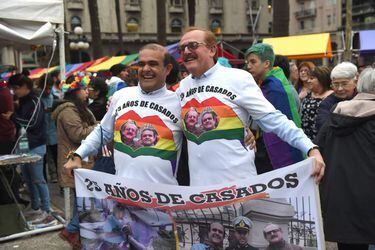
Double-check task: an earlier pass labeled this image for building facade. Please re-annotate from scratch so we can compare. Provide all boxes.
[64,0,274,62]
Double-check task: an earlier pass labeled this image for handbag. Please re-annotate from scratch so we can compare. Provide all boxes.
[92,126,116,174]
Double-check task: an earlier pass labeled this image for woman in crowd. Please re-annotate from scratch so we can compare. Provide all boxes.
[88,77,108,121]
[316,67,375,250]
[52,72,97,248]
[296,61,315,101]
[37,74,58,182]
[300,66,333,140]
[3,74,51,223]
[316,62,358,132]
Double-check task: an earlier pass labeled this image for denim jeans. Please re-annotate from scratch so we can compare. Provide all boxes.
[21,145,50,212]
[66,190,80,233]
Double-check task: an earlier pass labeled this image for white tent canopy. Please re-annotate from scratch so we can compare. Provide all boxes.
[0,0,64,46]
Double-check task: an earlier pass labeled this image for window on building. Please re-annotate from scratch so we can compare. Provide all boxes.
[127,17,139,32]
[171,18,183,33]
[327,15,331,26]
[251,0,258,9]
[170,0,183,6]
[127,0,140,5]
[210,0,223,8]
[268,21,272,33]
[300,20,305,30]
[211,19,222,34]
[71,16,82,30]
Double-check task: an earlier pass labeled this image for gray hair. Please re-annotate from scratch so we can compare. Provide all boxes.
[331,62,358,80]
[357,67,375,93]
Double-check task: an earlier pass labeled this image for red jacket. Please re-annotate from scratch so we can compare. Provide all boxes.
[0,87,16,142]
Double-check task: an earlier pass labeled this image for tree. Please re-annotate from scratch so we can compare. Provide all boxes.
[115,0,124,53]
[187,0,196,26]
[88,0,103,59]
[157,0,167,45]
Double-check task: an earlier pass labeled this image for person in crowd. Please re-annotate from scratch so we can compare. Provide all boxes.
[179,64,190,80]
[107,63,129,97]
[37,74,58,183]
[296,61,315,101]
[2,74,52,224]
[177,27,324,186]
[316,62,358,131]
[273,55,300,109]
[50,70,64,100]
[289,62,299,89]
[226,216,258,250]
[0,79,16,155]
[166,55,181,92]
[191,222,225,250]
[88,77,108,121]
[0,79,24,206]
[300,66,333,140]
[315,67,375,250]
[52,72,97,249]
[245,44,304,173]
[263,223,302,250]
[64,44,183,186]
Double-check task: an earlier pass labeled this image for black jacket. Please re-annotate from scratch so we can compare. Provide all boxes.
[315,93,375,243]
[12,92,46,149]
[88,96,107,121]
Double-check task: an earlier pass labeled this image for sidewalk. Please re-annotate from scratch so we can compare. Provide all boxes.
[0,182,72,249]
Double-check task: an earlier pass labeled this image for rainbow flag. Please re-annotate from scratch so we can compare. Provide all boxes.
[181,97,244,145]
[114,110,177,162]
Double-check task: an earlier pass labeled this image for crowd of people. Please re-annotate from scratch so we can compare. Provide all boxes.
[0,26,374,249]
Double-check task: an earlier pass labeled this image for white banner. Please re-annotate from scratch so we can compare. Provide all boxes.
[75,158,324,249]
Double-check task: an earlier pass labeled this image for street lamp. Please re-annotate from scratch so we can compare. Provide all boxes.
[69,26,90,62]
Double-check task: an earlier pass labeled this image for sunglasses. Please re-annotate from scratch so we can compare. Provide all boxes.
[178,41,207,53]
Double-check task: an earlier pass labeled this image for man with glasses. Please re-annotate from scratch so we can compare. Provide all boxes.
[316,62,358,131]
[177,27,325,186]
[263,223,302,250]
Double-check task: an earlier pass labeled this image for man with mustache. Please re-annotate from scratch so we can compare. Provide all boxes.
[177,27,325,186]
[184,107,200,134]
[191,222,225,250]
[263,223,302,250]
[120,120,139,148]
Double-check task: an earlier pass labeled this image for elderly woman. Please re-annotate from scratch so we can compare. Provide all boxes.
[316,62,358,131]
[300,66,333,140]
[315,67,375,250]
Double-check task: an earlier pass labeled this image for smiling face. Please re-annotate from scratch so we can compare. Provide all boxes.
[185,109,199,129]
[141,129,157,146]
[208,223,224,246]
[307,75,324,94]
[331,78,356,99]
[202,112,217,131]
[138,48,172,92]
[122,123,138,142]
[299,66,310,83]
[179,30,216,78]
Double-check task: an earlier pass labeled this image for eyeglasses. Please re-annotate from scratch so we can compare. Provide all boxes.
[178,41,207,53]
[330,81,353,89]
